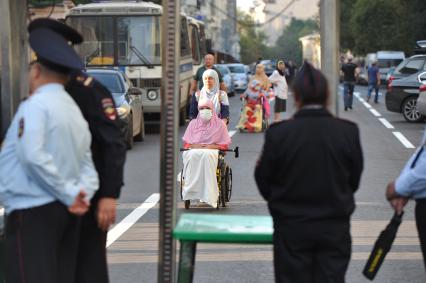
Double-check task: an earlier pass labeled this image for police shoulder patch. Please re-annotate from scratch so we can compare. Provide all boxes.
[101,98,117,120]
[18,118,24,138]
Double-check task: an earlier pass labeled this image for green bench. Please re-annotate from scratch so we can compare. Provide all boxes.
[173,213,273,283]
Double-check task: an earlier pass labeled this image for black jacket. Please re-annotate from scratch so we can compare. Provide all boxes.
[255,108,363,223]
[66,73,126,202]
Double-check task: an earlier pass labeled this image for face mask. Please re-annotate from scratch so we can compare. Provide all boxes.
[199,109,213,122]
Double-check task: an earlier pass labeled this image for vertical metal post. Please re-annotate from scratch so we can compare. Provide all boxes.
[0,0,29,139]
[158,0,180,282]
[320,0,339,116]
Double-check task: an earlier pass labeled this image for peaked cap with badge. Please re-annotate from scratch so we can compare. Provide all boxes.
[29,27,84,74]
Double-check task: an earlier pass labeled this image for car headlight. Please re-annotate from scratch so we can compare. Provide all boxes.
[147,89,158,101]
[116,107,128,117]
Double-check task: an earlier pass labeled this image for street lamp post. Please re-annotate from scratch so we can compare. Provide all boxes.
[158,0,180,282]
[0,0,29,139]
[320,0,340,116]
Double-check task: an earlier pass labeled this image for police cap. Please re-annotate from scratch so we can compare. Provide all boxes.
[28,18,83,45]
[29,28,84,74]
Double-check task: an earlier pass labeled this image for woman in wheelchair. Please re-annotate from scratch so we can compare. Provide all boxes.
[181,99,231,208]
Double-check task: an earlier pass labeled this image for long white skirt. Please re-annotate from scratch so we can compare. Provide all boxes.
[181,149,219,208]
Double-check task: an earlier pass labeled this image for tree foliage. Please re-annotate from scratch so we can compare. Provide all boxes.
[343,0,426,55]
[237,11,270,64]
[268,18,318,65]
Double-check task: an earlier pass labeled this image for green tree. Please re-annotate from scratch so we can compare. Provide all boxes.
[270,18,318,65]
[340,0,356,51]
[349,0,426,55]
[237,11,269,64]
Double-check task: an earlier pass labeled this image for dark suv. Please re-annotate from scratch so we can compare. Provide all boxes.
[385,70,426,122]
[388,54,426,83]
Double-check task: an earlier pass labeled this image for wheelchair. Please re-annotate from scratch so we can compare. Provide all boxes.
[179,147,239,210]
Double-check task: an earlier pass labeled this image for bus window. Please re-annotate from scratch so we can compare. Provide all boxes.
[117,16,161,65]
[180,17,191,57]
[190,25,201,65]
[67,17,114,65]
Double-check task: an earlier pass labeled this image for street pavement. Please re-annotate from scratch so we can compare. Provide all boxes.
[107,85,426,282]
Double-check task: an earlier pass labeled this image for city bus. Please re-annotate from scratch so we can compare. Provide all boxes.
[187,16,207,74]
[66,1,194,124]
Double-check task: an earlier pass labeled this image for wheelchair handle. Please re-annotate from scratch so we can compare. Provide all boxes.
[179,146,239,158]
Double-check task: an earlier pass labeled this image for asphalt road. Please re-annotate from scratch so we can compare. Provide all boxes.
[107,85,426,283]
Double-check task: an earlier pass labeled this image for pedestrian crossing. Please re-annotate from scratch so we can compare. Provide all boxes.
[107,221,423,264]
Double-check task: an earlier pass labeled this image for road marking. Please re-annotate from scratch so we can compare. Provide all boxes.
[393,132,415,149]
[369,108,381,117]
[0,208,4,217]
[352,90,417,149]
[229,130,237,137]
[378,118,395,129]
[106,193,160,248]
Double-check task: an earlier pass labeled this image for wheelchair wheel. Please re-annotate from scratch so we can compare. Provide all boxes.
[184,200,190,210]
[180,169,184,200]
[225,166,232,202]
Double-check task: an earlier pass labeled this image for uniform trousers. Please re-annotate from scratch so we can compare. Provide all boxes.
[273,219,351,283]
[415,199,426,271]
[5,201,80,283]
[75,204,109,283]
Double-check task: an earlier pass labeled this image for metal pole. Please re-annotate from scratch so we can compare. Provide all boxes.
[0,0,29,139]
[320,0,339,116]
[158,0,180,282]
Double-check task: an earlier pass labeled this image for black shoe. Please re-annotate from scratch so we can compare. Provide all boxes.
[349,106,353,110]
[344,107,348,111]
[374,101,379,104]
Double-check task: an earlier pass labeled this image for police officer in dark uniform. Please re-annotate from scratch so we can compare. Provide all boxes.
[28,18,127,283]
[255,62,363,283]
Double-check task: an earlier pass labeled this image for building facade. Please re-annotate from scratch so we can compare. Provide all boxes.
[262,0,318,46]
[181,0,240,61]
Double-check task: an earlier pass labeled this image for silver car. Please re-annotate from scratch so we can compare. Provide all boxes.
[87,69,145,149]
[227,63,248,91]
[215,64,234,96]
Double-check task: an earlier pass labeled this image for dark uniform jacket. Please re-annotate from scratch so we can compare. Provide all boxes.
[255,108,363,223]
[66,74,126,203]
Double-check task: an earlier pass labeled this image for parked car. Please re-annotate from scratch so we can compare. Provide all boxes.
[387,54,426,85]
[215,64,234,96]
[385,70,426,122]
[227,63,248,91]
[376,51,405,83]
[87,68,145,149]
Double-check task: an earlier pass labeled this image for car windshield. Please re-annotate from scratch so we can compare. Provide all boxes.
[67,16,161,66]
[216,66,229,75]
[228,65,245,73]
[88,72,126,106]
[378,59,403,68]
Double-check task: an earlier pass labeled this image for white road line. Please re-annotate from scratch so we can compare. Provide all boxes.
[369,108,382,117]
[362,102,372,109]
[393,132,415,149]
[378,118,395,129]
[0,208,4,217]
[229,130,237,137]
[106,193,160,248]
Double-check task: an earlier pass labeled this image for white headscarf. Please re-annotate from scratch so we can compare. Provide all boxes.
[201,69,219,98]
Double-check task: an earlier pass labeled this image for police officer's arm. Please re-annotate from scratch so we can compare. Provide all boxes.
[217,70,227,92]
[16,101,99,207]
[349,126,363,192]
[190,79,198,94]
[395,147,426,197]
[254,128,277,200]
[92,84,127,199]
